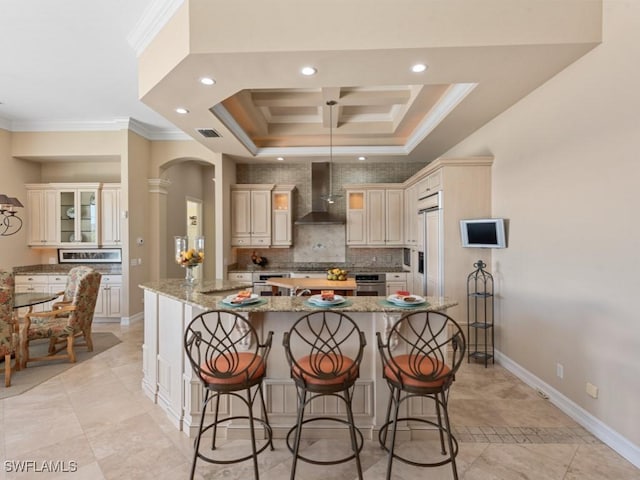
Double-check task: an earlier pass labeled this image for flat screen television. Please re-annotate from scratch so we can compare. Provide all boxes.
[460,218,506,248]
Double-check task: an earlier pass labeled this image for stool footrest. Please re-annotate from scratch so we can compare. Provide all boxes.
[286,416,364,466]
[378,416,459,468]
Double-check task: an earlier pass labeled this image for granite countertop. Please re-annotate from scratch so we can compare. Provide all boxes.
[139,279,457,313]
[14,264,123,275]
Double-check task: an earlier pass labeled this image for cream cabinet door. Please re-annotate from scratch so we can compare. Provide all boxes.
[366,189,386,245]
[385,189,404,246]
[250,190,271,244]
[95,275,122,319]
[27,189,58,246]
[101,186,121,246]
[272,188,294,246]
[231,188,272,247]
[346,191,366,246]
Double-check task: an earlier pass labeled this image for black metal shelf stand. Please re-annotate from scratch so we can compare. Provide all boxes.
[467,260,494,367]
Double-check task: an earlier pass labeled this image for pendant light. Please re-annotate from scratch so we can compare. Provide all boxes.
[322,100,342,204]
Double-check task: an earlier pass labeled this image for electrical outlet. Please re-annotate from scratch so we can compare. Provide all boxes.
[556,363,564,379]
[586,382,599,398]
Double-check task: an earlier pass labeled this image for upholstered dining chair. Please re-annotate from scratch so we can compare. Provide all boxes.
[0,270,18,387]
[20,266,101,368]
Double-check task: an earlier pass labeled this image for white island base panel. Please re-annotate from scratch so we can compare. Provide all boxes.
[141,287,457,439]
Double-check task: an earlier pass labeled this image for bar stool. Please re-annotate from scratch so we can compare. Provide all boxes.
[184,310,274,480]
[376,310,466,480]
[283,310,366,480]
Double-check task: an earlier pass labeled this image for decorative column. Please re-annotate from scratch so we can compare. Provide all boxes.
[147,178,171,281]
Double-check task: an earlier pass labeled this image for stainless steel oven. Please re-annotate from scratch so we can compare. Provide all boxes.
[251,272,289,296]
[354,273,386,296]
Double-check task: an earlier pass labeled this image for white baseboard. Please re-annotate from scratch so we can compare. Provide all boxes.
[120,311,144,326]
[495,350,640,469]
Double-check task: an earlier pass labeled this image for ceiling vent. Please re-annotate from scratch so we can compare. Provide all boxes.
[196,128,221,138]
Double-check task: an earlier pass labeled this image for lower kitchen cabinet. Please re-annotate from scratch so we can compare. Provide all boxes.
[386,272,408,296]
[47,274,68,310]
[15,275,49,317]
[94,275,122,321]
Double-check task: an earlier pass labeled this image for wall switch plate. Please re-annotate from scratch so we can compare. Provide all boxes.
[556,363,564,379]
[586,382,599,398]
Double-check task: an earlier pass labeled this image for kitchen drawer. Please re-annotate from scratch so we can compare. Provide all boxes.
[228,272,253,282]
[101,275,121,284]
[386,272,407,281]
[15,275,49,285]
[47,274,68,284]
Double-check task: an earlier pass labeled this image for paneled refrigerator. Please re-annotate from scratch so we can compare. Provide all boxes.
[417,191,443,297]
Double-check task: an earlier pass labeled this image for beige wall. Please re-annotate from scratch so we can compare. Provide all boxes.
[445,0,639,449]
[0,129,42,269]
[124,131,151,319]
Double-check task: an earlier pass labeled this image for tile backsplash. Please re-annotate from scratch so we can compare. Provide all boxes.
[293,224,346,263]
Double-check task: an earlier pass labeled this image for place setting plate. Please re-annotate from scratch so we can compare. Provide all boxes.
[220,293,264,307]
[306,294,347,307]
[383,293,428,307]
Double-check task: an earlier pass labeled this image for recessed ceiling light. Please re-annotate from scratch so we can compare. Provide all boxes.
[358,156,367,161]
[411,63,428,73]
[200,77,215,86]
[175,107,189,114]
[301,66,317,76]
[277,157,284,161]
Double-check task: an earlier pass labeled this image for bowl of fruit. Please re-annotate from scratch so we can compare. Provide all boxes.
[327,267,348,281]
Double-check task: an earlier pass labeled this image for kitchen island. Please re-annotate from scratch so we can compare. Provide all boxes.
[139,279,458,438]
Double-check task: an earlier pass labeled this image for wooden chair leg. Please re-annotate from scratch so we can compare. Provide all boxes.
[84,327,93,352]
[48,337,58,354]
[4,353,11,387]
[20,336,29,369]
[67,336,76,363]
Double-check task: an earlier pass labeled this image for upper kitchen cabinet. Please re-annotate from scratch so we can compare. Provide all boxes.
[26,183,121,248]
[58,185,99,245]
[26,187,58,246]
[230,184,274,247]
[346,190,366,245]
[345,186,404,247]
[416,169,442,199]
[100,184,122,246]
[271,185,295,247]
[404,184,418,247]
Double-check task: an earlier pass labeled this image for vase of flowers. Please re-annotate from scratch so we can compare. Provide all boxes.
[175,236,204,285]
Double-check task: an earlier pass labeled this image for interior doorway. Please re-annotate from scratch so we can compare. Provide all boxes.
[186,197,203,282]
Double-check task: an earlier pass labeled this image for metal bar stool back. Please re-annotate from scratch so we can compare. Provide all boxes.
[184,310,274,480]
[377,310,466,480]
[283,310,366,480]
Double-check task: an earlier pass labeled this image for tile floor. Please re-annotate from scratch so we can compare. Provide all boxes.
[1,321,638,479]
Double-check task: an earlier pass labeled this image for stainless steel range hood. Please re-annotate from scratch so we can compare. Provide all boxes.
[295,162,345,225]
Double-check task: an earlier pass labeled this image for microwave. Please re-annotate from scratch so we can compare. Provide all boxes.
[402,248,411,270]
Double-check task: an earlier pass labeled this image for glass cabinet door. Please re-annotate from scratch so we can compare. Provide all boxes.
[78,190,97,243]
[58,189,98,244]
[59,190,76,243]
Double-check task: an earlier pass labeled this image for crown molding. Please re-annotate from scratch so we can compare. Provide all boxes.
[3,117,190,141]
[127,0,185,56]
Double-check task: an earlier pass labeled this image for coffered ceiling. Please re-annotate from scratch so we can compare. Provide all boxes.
[138,0,602,164]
